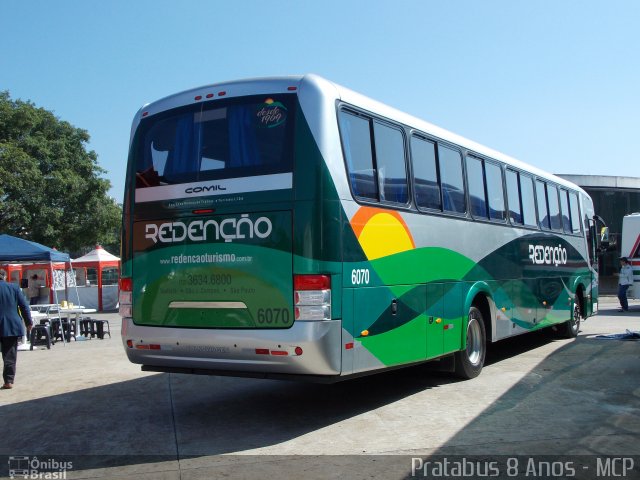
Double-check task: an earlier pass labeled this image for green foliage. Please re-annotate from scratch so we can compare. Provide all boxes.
[0,91,121,255]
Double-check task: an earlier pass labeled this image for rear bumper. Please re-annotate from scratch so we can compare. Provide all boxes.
[121,318,342,376]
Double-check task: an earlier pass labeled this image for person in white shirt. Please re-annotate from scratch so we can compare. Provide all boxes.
[617,257,634,312]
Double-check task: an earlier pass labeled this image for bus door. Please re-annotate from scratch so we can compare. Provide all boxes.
[495,281,517,338]
[425,283,444,359]
[586,217,601,316]
[425,282,464,358]
[510,276,538,332]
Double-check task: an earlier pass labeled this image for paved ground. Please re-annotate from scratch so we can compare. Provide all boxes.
[1,297,639,479]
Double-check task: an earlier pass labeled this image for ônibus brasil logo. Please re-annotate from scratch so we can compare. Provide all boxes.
[145,214,272,244]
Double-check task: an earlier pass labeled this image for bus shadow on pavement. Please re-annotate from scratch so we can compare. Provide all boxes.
[4,326,635,476]
[0,359,454,474]
[166,330,570,458]
[485,328,557,366]
[405,330,640,471]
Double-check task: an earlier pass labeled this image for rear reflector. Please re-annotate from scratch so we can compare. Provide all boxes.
[256,347,302,356]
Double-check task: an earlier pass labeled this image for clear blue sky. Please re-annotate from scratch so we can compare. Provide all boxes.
[2,1,638,202]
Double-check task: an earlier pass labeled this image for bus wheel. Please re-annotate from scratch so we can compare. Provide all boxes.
[558,302,581,339]
[454,306,486,379]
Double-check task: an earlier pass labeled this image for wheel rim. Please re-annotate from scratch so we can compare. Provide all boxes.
[466,314,483,366]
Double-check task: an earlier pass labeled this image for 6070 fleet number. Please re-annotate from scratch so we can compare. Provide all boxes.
[256,308,290,324]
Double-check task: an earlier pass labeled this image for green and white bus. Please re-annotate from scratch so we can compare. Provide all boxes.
[120,74,600,381]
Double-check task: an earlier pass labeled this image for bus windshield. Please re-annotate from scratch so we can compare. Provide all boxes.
[134,95,295,189]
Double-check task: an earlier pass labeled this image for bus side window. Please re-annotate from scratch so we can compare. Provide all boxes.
[467,155,487,218]
[466,156,505,222]
[559,189,572,233]
[569,192,581,234]
[547,184,563,231]
[485,161,506,221]
[373,121,408,205]
[339,111,378,200]
[410,136,442,210]
[536,180,551,230]
[438,145,466,214]
[520,174,537,227]
[506,169,522,224]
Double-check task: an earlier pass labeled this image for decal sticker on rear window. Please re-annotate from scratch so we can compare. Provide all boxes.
[256,98,287,128]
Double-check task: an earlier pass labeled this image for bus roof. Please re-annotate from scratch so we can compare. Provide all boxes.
[132,74,586,196]
[319,76,585,195]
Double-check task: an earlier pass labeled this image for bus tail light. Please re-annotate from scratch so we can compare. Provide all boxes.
[119,277,133,318]
[294,275,331,321]
[255,347,303,356]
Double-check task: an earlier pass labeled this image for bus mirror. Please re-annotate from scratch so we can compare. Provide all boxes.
[593,216,609,253]
[598,226,610,252]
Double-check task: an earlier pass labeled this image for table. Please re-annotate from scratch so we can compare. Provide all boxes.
[31,304,57,313]
[59,307,97,321]
[30,311,48,323]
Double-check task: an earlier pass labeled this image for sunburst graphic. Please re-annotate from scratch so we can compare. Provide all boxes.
[350,207,415,260]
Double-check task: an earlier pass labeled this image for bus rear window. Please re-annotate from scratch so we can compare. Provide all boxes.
[135,95,294,188]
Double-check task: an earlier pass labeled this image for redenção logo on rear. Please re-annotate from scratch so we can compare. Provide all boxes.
[145,214,273,244]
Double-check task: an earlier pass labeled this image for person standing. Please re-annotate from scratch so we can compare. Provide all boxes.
[617,257,634,312]
[0,269,32,389]
[27,274,40,305]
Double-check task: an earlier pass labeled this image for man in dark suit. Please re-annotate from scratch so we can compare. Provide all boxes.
[0,269,32,389]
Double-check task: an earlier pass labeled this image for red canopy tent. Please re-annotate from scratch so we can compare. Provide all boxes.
[72,246,120,311]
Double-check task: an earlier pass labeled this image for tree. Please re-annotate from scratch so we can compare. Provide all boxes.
[0,91,121,255]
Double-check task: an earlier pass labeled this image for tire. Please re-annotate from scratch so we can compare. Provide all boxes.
[454,306,487,379]
[558,302,581,339]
